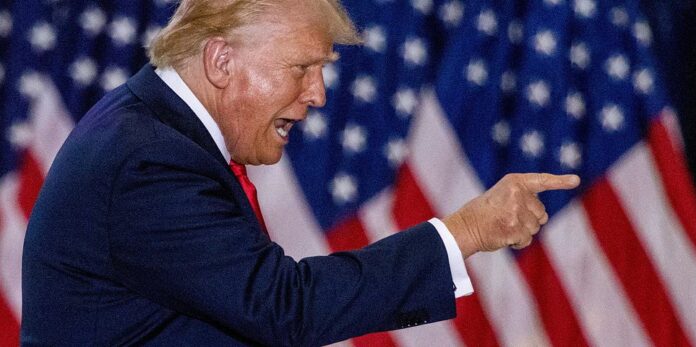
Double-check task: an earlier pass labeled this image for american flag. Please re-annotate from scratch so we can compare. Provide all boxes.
[1,0,695,346]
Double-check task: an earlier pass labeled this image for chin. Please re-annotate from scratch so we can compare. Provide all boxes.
[260,151,284,165]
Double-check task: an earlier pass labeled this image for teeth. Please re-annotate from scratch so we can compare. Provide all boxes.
[276,127,288,138]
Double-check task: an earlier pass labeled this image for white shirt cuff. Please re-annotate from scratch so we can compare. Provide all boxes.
[429,218,474,298]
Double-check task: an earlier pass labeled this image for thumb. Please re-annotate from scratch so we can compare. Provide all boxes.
[522,173,580,193]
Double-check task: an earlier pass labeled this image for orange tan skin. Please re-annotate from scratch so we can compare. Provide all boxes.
[175,3,581,259]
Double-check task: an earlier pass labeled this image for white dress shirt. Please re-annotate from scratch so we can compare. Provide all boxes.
[155,67,474,298]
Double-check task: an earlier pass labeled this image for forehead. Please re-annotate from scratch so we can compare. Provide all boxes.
[240,10,335,61]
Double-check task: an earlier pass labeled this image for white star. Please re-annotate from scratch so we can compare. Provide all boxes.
[492,120,511,146]
[610,7,629,27]
[0,10,12,38]
[559,142,582,169]
[570,42,591,69]
[323,63,339,90]
[633,69,654,94]
[533,30,557,56]
[80,7,107,36]
[0,63,4,85]
[574,0,597,18]
[477,10,498,36]
[109,16,137,46]
[439,1,465,27]
[18,71,43,99]
[28,21,57,53]
[302,111,328,140]
[392,88,419,118]
[605,54,630,81]
[69,57,98,87]
[544,0,565,6]
[466,59,488,86]
[633,21,652,47]
[7,122,33,149]
[600,104,625,132]
[100,66,128,91]
[508,20,524,44]
[142,24,161,47]
[363,25,387,53]
[402,37,428,66]
[501,71,517,93]
[351,75,377,103]
[384,138,409,168]
[330,173,358,205]
[565,92,586,119]
[526,80,551,108]
[342,124,367,154]
[520,131,545,158]
[411,0,433,15]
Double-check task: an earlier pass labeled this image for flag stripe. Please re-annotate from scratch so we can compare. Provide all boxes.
[388,165,498,347]
[392,165,435,230]
[648,115,696,251]
[0,293,19,347]
[326,216,371,252]
[250,158,330,259]
[0,175,26,320]
[582,179,691,347]
[609,142,696,344]
[516,244,591,347]
[358,191,466,347]
[410,92,550,347]
[543,203,652,347]
[17,151,44,220]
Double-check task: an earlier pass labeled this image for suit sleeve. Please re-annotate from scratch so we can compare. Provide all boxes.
[107,138,456,346]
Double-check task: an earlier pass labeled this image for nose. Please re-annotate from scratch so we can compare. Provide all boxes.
[300,67,327,108]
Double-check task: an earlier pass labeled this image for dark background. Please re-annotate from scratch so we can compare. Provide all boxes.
[642,0,696,181]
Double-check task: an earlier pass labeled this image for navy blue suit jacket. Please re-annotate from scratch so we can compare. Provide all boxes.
[21,65,456,346]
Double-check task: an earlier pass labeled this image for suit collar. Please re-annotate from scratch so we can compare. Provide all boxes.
[126,64,229,169]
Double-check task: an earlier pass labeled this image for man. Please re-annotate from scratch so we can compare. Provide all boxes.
[21,0,579,345]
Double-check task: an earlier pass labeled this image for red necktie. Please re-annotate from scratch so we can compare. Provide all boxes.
[229,161,268,234]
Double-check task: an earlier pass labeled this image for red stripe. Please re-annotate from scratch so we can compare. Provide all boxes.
[582,179,691,347]
[648,117,696,250]
[517,243,590,347]
[392,164,500,347]
[0,210,20,346]
[17,150,45,220]
[351,332,398,347]
[0,293,20,347]
[392,165,434,230]
[326,216,371,252]
[326,217,399,347]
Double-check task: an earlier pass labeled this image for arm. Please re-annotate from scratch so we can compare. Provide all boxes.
[107,139,456,346]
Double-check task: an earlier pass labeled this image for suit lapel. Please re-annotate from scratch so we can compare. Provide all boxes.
[126,65,228,168]
[126,65,264,233]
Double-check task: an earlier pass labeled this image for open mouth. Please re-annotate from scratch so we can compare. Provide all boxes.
[274,118,297,139]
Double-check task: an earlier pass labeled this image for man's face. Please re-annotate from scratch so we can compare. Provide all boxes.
[217,13,334,165]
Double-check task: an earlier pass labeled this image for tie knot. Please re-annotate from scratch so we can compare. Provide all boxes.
[229,160,247,177]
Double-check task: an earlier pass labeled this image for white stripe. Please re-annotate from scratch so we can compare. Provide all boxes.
[0,174,26,320]
[358,188,397,242]
[407,90,481,215]
[248,157,331,259]
[359,189,466,347]
[25,74,74,174]
[410,90,550,347]
[542,202,651,347]
[609,143,696,343]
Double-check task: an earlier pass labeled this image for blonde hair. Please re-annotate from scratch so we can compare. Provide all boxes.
[148,0,361,68]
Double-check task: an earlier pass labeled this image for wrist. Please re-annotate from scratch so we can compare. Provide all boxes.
[443,212,480,258]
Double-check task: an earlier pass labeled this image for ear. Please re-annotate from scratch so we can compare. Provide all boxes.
[202,37,233,89]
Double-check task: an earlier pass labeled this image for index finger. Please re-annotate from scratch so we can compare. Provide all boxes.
[522,173,581,193]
